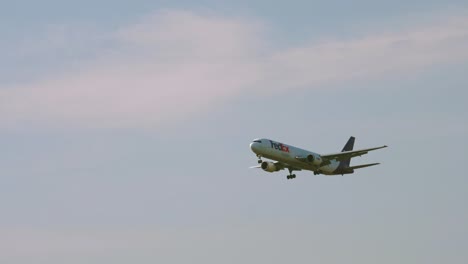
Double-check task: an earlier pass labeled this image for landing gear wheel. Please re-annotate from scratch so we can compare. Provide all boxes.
[257,155,263,164]
[286,168,296,180]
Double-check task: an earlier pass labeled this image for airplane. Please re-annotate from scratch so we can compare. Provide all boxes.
[250,137,387,179]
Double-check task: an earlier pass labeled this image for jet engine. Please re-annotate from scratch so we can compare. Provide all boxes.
[261,161,279,172]
[307,154,323,166]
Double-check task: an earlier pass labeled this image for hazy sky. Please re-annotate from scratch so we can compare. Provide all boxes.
[1,1,467,263]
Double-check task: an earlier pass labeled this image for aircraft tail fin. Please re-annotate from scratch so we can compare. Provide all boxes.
[341,136,355,152]
[340,136,355,168]
[348,163,380,170]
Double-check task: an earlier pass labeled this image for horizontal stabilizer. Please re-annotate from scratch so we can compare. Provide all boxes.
[348,163,380,170]
[321,145,387,161]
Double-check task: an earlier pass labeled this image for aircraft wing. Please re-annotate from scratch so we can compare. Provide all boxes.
[250,161,302,171]
[321,145,387,162]
[274,162,302,171]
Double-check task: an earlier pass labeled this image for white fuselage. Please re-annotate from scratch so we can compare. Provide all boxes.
[250,138,340,175]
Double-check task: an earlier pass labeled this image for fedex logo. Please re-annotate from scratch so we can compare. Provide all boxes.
[270,140,290,153]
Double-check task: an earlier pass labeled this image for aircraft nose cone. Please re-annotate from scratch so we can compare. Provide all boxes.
[250,142,259,153]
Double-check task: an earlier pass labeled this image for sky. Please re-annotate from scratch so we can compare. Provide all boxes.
[1,1,468,263]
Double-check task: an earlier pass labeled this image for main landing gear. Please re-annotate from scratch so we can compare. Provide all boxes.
[287,168,296,180]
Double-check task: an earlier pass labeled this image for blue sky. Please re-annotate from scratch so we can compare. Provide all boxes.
[1,1,468,263]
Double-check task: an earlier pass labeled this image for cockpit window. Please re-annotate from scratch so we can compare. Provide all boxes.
[253,140,262,143]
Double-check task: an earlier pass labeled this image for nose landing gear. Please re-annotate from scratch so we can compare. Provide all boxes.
[257,155,263,164]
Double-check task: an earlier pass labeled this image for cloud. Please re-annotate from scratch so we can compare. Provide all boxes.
[265,15,468,90]
[0,11,264,129]
[1,10,467,129]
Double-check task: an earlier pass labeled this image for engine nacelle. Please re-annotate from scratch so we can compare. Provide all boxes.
[307,154,323,166]
[261,161,279,172]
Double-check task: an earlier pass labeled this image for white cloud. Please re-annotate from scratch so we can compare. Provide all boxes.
[1,10,467,129]
[0,11,264,129]
[265,16,468,90]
